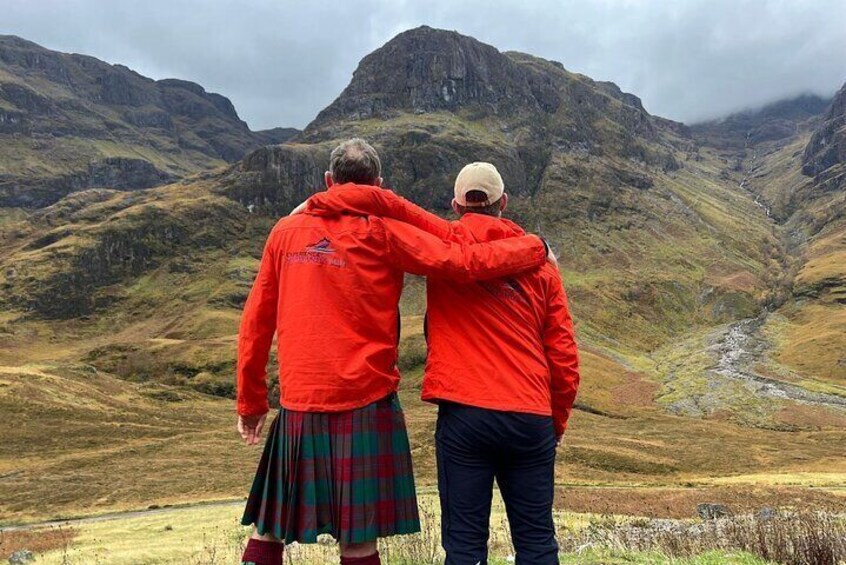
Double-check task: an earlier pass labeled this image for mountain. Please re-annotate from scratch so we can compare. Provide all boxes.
[0,35,297,208]
[1,27,845,522]
[224,27,781,360]
[690,94,830,151]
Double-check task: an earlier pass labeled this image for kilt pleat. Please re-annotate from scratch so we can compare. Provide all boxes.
[241,393,421,545]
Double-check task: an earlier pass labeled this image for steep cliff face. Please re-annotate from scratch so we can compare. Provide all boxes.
[0,35,298,207]
[802,82,846,189]
[306,26,561,126]
[220,143,329,213]
[304,26,662,145]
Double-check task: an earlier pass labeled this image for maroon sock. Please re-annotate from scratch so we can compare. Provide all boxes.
[241,538,284,565]
[341,552,381,565]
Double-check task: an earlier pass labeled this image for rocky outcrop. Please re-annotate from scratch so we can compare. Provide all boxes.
[306,26,560,129]
[0,158,176,208]
[305,26,658,146]
[2,190,246,318]
[219,143,328,214]
[802,82,846,186]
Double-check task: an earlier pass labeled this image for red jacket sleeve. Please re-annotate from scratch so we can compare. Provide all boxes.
[307,187,455,240]
[376,217,546,281]
[236,231,280,416]
[542,267,580,436]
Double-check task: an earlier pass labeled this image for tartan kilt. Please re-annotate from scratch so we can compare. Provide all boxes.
[241,392,421,545]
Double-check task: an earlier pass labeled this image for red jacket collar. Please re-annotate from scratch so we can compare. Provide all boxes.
[327,182,382,192]
[458,213,525,242]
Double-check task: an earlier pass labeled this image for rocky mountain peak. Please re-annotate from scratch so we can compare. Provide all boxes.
[306,26,561,130]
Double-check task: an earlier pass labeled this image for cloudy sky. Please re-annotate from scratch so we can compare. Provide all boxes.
[3,0,846,130]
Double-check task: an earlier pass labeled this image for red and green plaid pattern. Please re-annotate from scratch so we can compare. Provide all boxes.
[241,393,420,545]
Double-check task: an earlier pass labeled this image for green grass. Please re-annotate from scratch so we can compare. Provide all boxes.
[558,549,771,564]
[28,499,776,565]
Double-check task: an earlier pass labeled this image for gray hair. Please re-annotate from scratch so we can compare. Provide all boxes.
[328,138,382,185]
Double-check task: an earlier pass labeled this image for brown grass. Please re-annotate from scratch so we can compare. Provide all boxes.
[772,404,846,430]
[0,364,255,524]
[560,512,846,565]
[0,527,77,560]
[3,338,846,525]
[554,486,846,520]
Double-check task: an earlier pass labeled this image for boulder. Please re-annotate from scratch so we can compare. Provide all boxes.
[756,507,777,521]
[696,503,731,520]
[8,550,34,565]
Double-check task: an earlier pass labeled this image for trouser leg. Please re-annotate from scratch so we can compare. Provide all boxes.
[436,404,496,565]
[496,415,558,565]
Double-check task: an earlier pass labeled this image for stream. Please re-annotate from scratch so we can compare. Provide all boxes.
[712,316,846,409]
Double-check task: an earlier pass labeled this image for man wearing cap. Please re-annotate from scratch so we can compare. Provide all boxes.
[303,161,580,565]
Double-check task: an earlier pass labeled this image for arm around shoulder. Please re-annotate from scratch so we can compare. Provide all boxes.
[308,187,454,239]
[378,217,547,282]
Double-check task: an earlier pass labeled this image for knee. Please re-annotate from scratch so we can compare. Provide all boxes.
[340,541,378,557]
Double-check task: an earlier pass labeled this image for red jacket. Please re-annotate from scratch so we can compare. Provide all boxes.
[306,187,580,435]
[236,183,548,416]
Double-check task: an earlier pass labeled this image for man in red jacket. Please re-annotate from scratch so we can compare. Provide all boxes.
[304,161,580,565]
[236,140,552,565]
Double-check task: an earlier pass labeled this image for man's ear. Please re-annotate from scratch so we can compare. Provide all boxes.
[376,176,383,188]
[324,171,334,188]
[500,193,509,214]
[451,198,461,216]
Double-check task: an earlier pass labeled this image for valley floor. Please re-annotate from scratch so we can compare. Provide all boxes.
[0,494,806,565]
[2,345,846,526]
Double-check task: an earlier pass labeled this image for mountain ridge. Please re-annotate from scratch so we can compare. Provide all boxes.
[0,34,298,208]
[0,26,843,423]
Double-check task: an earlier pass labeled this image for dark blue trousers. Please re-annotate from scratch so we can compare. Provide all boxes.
[435,401,558,565]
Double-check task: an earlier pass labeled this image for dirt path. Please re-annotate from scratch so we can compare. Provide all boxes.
[0,499,244,533]
[0,486,443,533]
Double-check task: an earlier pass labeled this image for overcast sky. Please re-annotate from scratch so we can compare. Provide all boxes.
[3,0,845,130]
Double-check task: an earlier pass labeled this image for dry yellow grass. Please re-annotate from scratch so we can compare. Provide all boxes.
[765,306,846,384]
[4,338,846,526]
[0,364,255,524]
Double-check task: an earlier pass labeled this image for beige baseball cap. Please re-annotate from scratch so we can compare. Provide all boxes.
[453,162,505,207]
